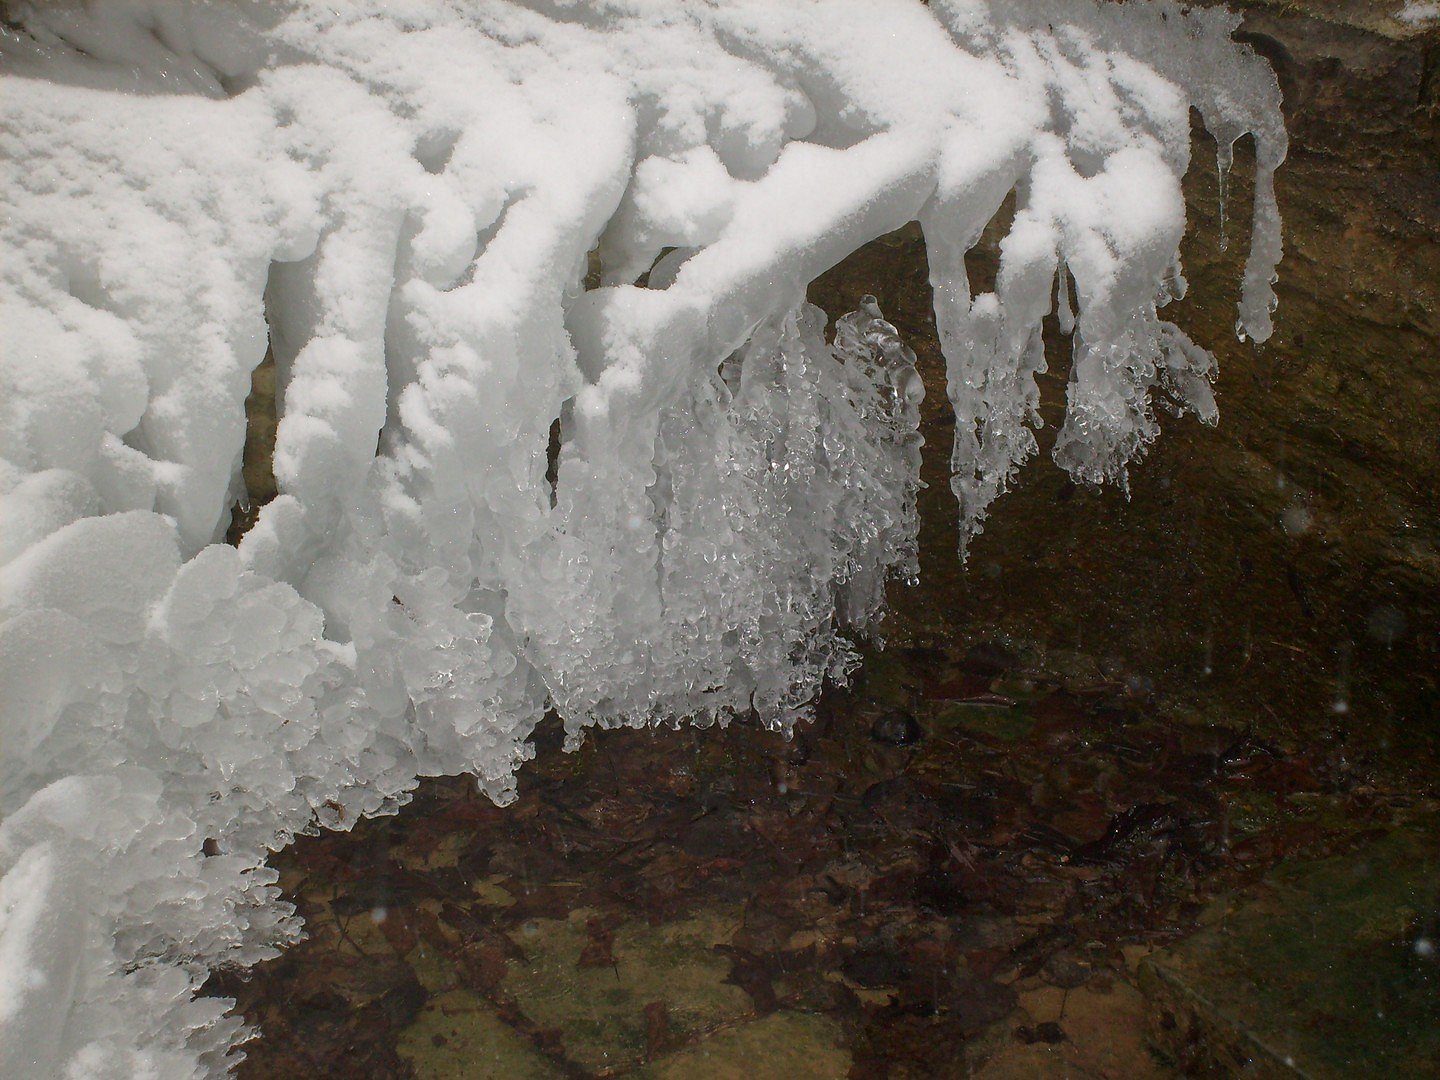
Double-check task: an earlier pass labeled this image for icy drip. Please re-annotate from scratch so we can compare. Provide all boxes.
[1056,258,1076,335]
[924,1,1286,553]
[0,2,1283,1075]
[509,299,923,744]
[1217,139,1234,252]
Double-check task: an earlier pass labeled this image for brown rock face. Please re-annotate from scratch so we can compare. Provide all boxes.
[809,5,1439,774]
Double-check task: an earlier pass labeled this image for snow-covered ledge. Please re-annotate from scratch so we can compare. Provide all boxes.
[0,1,1283,1075]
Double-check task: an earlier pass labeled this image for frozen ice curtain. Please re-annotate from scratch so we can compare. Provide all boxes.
[0,2,1283,1075]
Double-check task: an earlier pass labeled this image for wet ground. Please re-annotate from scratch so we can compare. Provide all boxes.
[215,7,1440,1076]
[213,634,1437,1078]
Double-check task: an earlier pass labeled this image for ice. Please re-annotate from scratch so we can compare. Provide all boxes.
[0,842,86,1079]
[1399,2,1440,28]
[0,1,1283,1074]
[510,297,924,740]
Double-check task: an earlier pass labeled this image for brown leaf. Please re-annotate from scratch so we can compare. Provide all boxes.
[456,940,509,992]
[576,913,617,968]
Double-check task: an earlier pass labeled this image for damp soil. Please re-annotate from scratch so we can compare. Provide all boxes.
[213,8,1440,1077]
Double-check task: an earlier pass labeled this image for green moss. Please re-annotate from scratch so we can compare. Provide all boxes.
[634,1012,851,1080]
[397,990,562,1079]
[503,907,752,1073]
[1143,815,1440,1078]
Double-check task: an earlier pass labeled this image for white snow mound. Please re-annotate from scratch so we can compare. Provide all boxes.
[0,1,1283,1074]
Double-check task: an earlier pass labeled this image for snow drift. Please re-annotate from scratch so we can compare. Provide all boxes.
[0,1,1284,1074]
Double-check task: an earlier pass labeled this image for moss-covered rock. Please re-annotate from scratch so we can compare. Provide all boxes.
[1141,815,1440,1078]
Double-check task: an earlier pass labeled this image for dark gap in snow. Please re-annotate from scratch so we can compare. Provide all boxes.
[1175,113,1260,336]
[380,223,421,458]
[964,188,1018,299]
[119,421,152,458]
[1185,106,1226,244]
[545,408,566,509]
[227,265,284,544]
[414,128,459,175]
[642,246,697,290]
[784,79,871,151]
[634,245,679,289]
[1185,111,1259,261]
[1226,132,1260,259]
[263,255,313,408]
[1035,297,1078,455]
[64,259,118,313]
[224,336,279,545]
[582,245,605,292]
[226,264,288,550]
[443,193,517,293]
[214,71,260,97]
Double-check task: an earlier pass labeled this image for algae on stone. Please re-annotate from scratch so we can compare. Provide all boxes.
[397,990,563,1080]
[503,907,752,1073]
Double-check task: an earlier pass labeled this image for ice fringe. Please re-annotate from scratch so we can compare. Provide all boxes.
[0,1,1283,1075]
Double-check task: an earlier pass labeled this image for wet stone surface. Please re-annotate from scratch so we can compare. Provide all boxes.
[214,638,1437,1078]
[1142,816,1440,1078]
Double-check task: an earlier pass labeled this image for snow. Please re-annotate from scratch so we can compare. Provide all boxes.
[0,1,1284,1074]
[1398,2,1440,28]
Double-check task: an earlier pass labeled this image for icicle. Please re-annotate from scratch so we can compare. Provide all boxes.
[1056,257,1075,334]
[1217,138,1235,252]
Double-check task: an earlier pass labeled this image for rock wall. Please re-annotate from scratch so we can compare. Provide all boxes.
[810,1,1439,764]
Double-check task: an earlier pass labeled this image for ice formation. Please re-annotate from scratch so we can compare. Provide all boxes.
[0,1,1284,1075]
